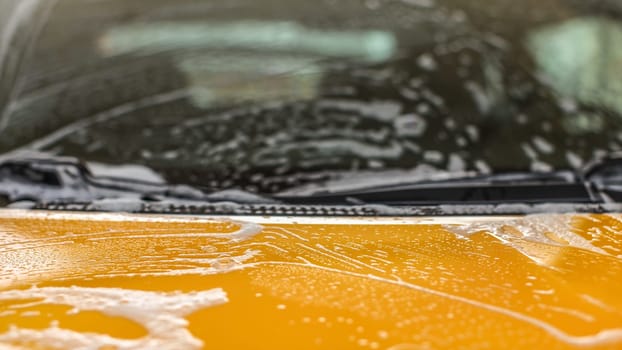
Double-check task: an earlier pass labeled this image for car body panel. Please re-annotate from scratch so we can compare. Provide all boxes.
[1,210,622,349]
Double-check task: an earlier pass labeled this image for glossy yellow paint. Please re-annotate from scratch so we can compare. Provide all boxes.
[1,211,622,349]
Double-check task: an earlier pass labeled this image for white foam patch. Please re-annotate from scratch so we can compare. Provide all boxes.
[445,214,611,265]
[0,286,227,350]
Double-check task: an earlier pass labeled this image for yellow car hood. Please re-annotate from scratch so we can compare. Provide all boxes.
[1,210,622,349]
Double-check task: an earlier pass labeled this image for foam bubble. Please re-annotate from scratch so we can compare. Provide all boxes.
[0,286,227,349]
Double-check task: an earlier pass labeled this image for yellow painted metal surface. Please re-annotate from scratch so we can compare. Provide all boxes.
[1,211,622,349]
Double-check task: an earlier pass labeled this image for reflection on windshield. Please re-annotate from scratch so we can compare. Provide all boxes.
[99,21,397,63]
[176,53,322,108]
[0,0,621,194]
[529,17,622,120]
[98,21,396,107]
[0,0,56,131]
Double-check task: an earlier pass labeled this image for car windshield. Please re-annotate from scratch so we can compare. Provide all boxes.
[1,0,621,197]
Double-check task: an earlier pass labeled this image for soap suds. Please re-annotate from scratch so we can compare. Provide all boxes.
[445,214,611,265]
[0,286,227,350]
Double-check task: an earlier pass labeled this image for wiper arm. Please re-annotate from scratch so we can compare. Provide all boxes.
[582,152,622,202]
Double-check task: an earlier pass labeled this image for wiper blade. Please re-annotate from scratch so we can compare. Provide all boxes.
[275,171,601,205]
[277,154,622,206]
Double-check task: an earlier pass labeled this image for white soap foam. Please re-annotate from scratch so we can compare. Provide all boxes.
[445,214,609,258]
[0,286,227,350]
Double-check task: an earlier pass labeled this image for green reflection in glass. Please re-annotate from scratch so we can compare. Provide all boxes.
[100,21,397,63]
[527,17,622,115]
[176,53,322,107]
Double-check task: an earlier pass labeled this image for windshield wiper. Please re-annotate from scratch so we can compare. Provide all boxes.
[274,172,596,205]
[275,155,622,206]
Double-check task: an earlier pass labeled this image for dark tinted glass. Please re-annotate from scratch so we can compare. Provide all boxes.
[1,0,621,193]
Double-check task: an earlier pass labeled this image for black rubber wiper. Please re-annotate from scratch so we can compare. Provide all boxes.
[274,171,599,205]
[275,156,622,206]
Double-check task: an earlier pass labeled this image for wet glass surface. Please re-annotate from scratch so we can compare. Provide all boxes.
[1,0,622,194]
